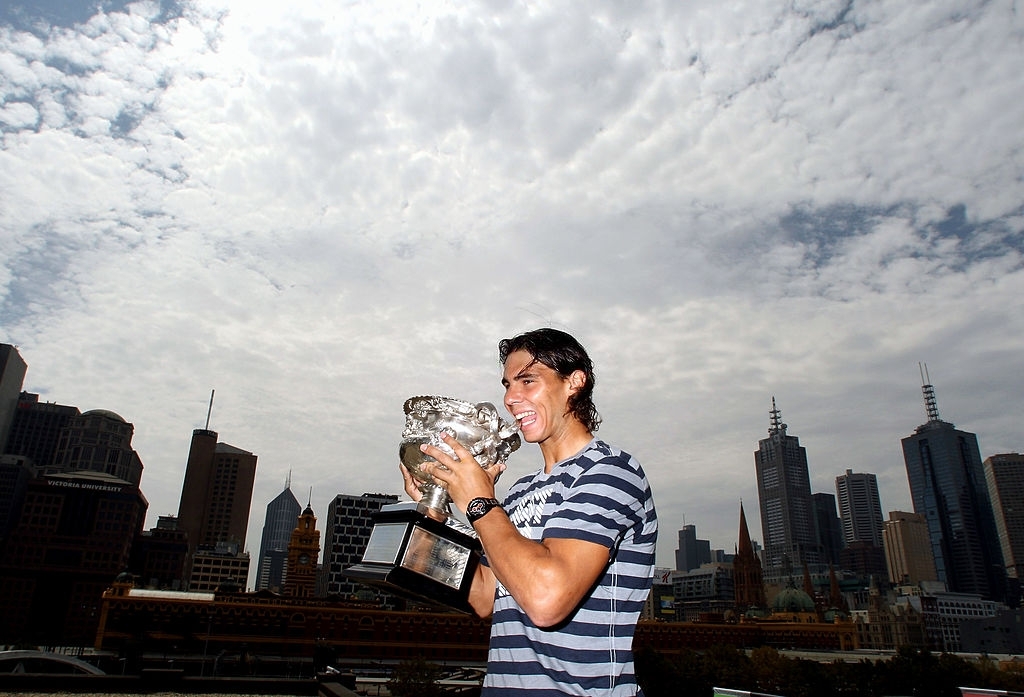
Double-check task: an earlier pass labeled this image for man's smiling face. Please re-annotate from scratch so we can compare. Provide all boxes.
[501,349,578,445]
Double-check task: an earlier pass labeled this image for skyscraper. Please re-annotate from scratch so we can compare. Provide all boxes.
[176,428,257,587]
[812,492,844,567]
[4,392,79,468]
[50,409,144,485]
[755,398,823,582]
[835,469,884,548]
[983,453,1024,603]
[882,510,938,587]
[321,492,398,601]
[0,470,148,645]
[0,403,148,646]
[256,481,301,592]
[675,523,712,572]
[901,369,1005,600]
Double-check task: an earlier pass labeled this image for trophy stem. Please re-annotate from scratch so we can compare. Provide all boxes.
[418,484,452,521]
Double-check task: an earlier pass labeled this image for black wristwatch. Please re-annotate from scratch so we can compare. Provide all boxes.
[466,497,502,525]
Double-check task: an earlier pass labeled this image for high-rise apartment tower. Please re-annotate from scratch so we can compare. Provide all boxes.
[835,469,884,548]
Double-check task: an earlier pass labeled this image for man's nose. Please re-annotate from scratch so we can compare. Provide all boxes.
[504,386,520,407]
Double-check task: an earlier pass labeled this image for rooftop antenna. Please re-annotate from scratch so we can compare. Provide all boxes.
[204,389,215,430]
[919,362,940,422]
[308,487,313,507]
[769,396,786,435]
[286,470,292,490]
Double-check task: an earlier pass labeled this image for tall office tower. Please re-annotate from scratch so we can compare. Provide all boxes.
[882,511,938,587]
[835,470,884,548]
[984,453,1024,600]
[176,428,257,586]
[48,409,144,485]
[284,502,320,599]
[812,492,844,567]
[754,398,823,582]
[901,369,1005,600]
[675,523,712,572]
[256,481,301,592]
[0,344,28,446]
[4,392,79,467]
[733,502,766,611]
[0,468,147,646]
[320,492,398,600]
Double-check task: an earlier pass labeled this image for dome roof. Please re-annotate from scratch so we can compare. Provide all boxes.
[772,586,816,613]
[82,408,126,422]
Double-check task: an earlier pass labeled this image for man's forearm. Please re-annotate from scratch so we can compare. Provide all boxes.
[469,563,497,618]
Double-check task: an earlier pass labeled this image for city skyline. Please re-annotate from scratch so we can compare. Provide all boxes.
[1,1,1022,575]
[5,340,1020,583]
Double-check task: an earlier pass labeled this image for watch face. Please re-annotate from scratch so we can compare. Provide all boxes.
[468,497,499,521]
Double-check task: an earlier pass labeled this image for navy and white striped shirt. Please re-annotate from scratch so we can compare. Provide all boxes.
[483,439,658,696]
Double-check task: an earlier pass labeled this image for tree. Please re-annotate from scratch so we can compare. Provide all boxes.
[387,656,445,697]
[750,646,789,695]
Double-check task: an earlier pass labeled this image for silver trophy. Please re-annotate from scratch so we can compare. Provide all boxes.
[399,395,521,520]
[345,395,520,612]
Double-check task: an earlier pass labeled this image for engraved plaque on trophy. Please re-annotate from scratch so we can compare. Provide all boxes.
[344,396,519,613]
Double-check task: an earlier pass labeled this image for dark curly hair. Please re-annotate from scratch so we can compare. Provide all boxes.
[497,327,601,433]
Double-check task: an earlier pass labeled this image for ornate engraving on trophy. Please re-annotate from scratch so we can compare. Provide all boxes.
[399,396,520,519]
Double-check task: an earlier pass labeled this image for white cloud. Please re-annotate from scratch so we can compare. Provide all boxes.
[2,0,1023,578]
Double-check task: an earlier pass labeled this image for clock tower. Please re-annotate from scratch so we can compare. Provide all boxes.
[284,502,320,599]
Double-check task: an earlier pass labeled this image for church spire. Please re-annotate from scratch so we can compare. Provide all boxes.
[737,501,753,557]
[734,501,766,611]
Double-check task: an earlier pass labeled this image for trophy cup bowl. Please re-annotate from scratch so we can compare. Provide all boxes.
[399,395,521,520]
[345,395,520,612]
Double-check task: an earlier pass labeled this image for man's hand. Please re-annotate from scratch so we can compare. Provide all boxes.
[398,462,423,502]
[418,432,506,512]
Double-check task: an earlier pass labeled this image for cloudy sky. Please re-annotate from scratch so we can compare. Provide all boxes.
[2,0,1022,584]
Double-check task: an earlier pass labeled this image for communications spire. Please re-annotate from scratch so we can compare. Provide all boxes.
[204,389,215,430]
[769,396,787,435]
[919,363,941,422]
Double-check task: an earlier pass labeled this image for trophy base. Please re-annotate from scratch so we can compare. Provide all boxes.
[344,502,482,614]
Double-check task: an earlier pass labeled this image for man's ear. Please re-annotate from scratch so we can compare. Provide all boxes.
[568,370,586,393]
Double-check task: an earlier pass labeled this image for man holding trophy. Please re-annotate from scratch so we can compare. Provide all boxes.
[402,328,658,697]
